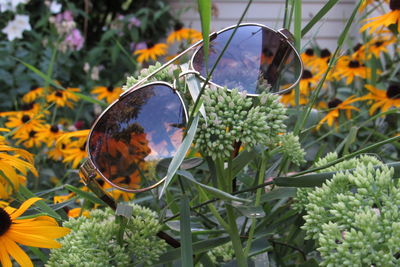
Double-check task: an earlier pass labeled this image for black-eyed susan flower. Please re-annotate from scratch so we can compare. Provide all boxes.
[37,124,63,147]
[15,129,47,149]
[56,130,89,168]
[359,83,400,114]
[299,69,323,95]
[167,22,202,44]
[22,86,44,103]
[0,197,70,267]
[333,56,370,84]
[279,89,308,106]
[0,144,37,199]
[309,48,331,71]
[133,42,168,64]
[91,86,123,104]
[365,35,396,58]
[317,96,360,130]
[360,0,389,12]
[53,192,75,204]
[67,207,90,218]
[46,88,80,108]
[5,113,46,144]
[360,0,400,33]
[301,48,317,64]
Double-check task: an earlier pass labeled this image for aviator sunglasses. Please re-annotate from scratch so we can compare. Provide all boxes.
[79,23,304,209]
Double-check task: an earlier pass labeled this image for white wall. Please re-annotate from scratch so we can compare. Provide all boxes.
[169,0,358,51]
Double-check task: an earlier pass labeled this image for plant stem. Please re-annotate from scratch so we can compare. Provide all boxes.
[226,204,248,267]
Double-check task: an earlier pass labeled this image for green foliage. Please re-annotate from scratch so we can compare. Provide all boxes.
[46,204,167,267]
[300,156,400,266]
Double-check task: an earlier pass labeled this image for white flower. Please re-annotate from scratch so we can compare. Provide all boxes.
[2,14,31,41]
[0,0,29,12]
[49,1,62,14]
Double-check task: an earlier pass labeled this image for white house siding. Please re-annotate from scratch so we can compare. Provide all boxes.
[169,0,358,51]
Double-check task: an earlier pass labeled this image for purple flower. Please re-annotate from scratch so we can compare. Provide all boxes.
[56,10,73,23]
[130,41,147,52]
[65,28,84,50]
[128,16,141,28]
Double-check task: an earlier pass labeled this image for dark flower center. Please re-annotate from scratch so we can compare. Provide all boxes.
[305,48,314,56]
[353,43,362,52]
[50,125,59,133]
[390,0,400,10]
[328,98,343,108]
[146,41,154,48]
[30,85,38,91]
[174,22,184,31]
[55,91,63,97]
[21,102,34,111]
[0,208,11,236]
[29,130,37,138]
[320,49,331,58]
[348,60,360,68]
[107,86,114,92]
[386,84,400,99]
[21,115,30,123]
[302,70,313,79]
[374,41,383,47]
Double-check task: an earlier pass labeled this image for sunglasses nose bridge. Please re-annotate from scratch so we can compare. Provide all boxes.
[172,70,201,89]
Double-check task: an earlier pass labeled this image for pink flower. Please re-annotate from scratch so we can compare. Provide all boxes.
[65,29,84,50]
[55,10,73,23]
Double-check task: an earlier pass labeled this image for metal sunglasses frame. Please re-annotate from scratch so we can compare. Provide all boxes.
[79,23,304,209]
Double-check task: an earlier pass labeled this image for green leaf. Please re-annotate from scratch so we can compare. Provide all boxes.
[154,236,231,264]
[197,0,211,73]
[301,0,340,37]
[18,186,62,220]
[232,146,261,177]
[177,170,250,203]
[15,58,107,107]
[180,195,194,267]
[259,187,297,203]
[65,184,108,206]
[159,115,200,198]
[181,63,206,120]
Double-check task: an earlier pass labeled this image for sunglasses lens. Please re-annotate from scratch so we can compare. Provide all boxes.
[192,25,301,94]
[88,84,186,191]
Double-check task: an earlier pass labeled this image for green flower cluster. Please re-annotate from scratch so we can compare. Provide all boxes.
[194,87,287,160]
[207,242,234,264]
[298,154,400,266]
[293,152,382,211]
[46,205,167,267]
[276,132,306,166]
[123,62,177,90]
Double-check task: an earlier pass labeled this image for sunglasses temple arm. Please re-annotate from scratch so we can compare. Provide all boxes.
[80,161,117,210]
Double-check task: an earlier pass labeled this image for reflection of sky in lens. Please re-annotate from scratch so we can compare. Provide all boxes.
[193,25,301,94]
[89,84,186,190]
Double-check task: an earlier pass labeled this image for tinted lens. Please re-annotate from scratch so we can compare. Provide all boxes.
[192,25,301,94]
[89,84,187,191]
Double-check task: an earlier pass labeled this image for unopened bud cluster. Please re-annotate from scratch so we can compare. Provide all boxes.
[46,204,167,267]
[123,62,177,90]
[194,87,288,160]
[296,153,400,266]
[276,132,306,166]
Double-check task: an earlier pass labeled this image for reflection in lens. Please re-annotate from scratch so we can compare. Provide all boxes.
[89,84,186,191]
[192,25,301,94]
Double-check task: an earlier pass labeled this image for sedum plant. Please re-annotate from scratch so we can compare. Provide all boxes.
[46,204,167,267]
[296,153,400,266]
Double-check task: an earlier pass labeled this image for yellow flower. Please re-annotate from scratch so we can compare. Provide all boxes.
[53,192,75,204]
[333,56,370,84]
[360,0,389,12]
[67,207,90,218]
[0,198,70,267]
[46,88,80,108]
[359,84,400,114]
[317,96,360,130]
[279,89,308,106]
[0,144,37,199]
[5,113,46,139]
[91,86,123,104]
[62,140,87,168]
[301,48,317,65]
[15,129,47,149]
[37,124,63,147]
[22,87,45,103]
[360,1,400,33]
[167,23,202,44]
[365,35,396,58]
[134,42,168,63]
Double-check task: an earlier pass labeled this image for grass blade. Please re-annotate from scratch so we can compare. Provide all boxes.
[180,195,194,267]
[197,0,211,74]
[301,0,340,37]
[65,184,108,206]
[159,115,200,198]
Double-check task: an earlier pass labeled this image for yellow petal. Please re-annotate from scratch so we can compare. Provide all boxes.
[9,197,42,220]
[0,238,12,267]
[5,230,65,248]
[3,236,33,267]
[10,224,70,239]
